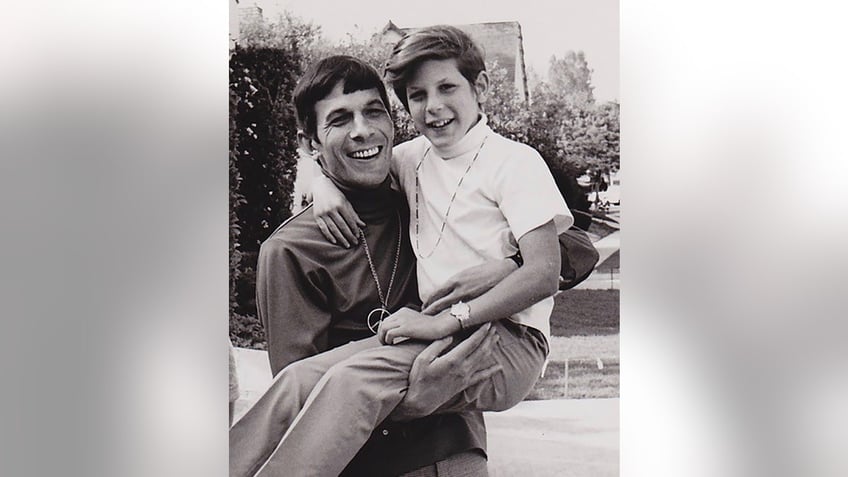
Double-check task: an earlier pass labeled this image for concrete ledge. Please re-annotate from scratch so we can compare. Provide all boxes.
[232,348,619,476]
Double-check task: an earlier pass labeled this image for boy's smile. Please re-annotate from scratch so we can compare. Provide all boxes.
[405,58,488,151]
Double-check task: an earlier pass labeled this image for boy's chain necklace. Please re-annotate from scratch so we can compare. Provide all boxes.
[414,136,488,259]
[362,208,403,334]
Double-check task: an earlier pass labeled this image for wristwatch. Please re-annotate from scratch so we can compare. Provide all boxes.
[450,301,472,330]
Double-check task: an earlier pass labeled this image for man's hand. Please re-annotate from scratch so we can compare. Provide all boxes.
[311,173,365,248]
[393,323,502,421]
[421,259,518,315]
[378,308,460,345]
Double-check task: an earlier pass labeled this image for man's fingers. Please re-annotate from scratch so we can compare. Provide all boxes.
[445,322,493,357]
[330,209,358,246]
[467,364,503,387]
[415,336,454,364]
[316,218,336,245]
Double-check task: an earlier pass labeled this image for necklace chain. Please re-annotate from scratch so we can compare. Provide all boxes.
[414,136,488,259]
[360,209,402,333]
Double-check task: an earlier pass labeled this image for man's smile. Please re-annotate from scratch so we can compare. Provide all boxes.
[348,145,383,159]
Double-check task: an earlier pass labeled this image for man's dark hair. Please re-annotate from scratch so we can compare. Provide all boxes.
[294,55,392,138]
[384,25,486,111]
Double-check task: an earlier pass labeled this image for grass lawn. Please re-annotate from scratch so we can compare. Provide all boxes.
[550,289,619,337]
[527,289,620,399]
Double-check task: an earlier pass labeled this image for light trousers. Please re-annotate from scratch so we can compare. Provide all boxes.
[230,320,547,477]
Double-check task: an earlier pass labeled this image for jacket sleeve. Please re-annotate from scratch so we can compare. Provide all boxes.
[256,236,332,376]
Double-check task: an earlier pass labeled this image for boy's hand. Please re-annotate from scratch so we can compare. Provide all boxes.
[393,323,501,421]
[421,259,518,315]
[311,174,365,248]
[378,307,461,345]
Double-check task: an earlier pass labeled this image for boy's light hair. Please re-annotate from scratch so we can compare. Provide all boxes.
[384,25,486,111]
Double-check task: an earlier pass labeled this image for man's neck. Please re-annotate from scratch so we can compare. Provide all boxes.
[333,177,398,223]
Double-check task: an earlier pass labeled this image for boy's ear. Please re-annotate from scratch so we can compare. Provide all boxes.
[473,71,490,104]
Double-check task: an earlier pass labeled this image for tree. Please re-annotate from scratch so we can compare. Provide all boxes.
[229,14,319,334]
[547,51,595,106]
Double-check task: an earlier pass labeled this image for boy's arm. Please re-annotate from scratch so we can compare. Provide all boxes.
[379,220,560,344]
[420,258,517,314]
[311,173,364,248]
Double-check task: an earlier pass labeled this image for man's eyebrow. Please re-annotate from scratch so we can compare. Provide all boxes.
[323,106,351,120]
[364,99,386,109]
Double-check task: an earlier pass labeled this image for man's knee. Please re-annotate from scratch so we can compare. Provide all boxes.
[318,350,412,401]
[272,359,325,401]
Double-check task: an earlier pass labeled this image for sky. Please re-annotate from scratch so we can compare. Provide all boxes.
[242,0,619,102]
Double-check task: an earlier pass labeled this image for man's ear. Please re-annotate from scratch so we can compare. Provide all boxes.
[296,130,321,161]
[473,71,490,105]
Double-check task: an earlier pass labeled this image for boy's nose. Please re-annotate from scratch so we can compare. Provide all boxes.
[425,97,444,114]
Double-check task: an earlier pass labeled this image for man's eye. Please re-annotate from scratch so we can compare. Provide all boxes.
[440,84,457,93]
[327,116,349,126]
[365,108,386,117]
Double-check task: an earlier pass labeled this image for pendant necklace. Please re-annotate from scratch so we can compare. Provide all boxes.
[414,136,488,259]
[362,209,403,334]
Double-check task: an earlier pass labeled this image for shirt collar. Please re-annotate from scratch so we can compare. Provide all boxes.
[430,114,491,159]
[332,177,399,223]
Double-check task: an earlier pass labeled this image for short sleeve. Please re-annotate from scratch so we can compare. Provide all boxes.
[493,145,573,240]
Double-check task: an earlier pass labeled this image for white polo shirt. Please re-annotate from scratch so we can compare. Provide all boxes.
[392,116,573,343]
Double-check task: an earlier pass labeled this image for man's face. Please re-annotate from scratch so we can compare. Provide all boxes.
[307,82,393,189]
[405,58,488,150]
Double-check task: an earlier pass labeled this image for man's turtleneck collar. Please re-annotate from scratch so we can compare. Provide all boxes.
[430,114,492,159]
[331,177,398,223]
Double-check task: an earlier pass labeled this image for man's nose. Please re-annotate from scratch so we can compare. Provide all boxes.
[349,114,374,140]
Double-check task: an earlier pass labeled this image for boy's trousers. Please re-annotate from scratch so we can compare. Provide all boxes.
[229,319,548,477]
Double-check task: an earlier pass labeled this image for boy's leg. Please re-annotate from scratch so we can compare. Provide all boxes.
[428,320,547,415]
[229,336,382,477]
[255,339,430,477]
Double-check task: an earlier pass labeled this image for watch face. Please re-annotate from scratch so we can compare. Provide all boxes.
[451,302,469,317]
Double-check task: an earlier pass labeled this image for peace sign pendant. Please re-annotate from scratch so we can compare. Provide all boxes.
[367,308,390,334]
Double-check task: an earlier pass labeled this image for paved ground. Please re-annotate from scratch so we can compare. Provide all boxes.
[232,348,619,476]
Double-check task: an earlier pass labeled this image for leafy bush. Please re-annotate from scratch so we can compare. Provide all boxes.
[230,22,313,338]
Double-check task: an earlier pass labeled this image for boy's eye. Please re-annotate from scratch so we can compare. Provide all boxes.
[439,84,457,93]
[408,91,424,102]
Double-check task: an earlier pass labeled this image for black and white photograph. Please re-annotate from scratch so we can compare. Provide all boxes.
[227,1,620,475]
[7,1,848,477]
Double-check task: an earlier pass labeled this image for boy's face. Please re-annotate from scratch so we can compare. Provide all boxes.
[300,81,394,189]
[405,58,488,150]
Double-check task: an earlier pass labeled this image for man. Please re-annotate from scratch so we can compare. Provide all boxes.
[231,55,513,477]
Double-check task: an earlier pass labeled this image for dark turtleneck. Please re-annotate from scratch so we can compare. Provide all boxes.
[333,177,401,224]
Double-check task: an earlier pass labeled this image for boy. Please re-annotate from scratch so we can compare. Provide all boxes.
[254,27,572,476]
